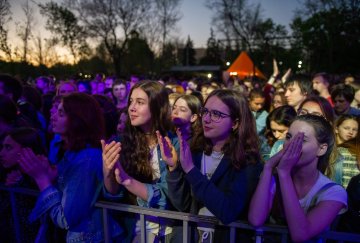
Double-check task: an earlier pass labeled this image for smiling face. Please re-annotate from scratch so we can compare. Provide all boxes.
[171,97,195,127]
[50,102,68,136]
[202,95,234,147]
[335,119,359,144]
[128,88,152,132]
[0,135,22,168]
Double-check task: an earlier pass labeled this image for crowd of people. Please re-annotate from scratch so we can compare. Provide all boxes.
[0,62,359,242]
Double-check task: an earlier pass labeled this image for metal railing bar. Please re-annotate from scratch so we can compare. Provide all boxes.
[95,201,219,225]
[2,186,360,243]
[140,214,146,243]
[229,226,236,243]
[0,185,39,196]
[102,208,110,243]
[10,192,21,243]
[182,220,189,243]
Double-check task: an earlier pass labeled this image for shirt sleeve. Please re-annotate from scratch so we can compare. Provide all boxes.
[318,184,348,214]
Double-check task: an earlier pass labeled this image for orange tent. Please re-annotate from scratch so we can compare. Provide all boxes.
[226,51,266,79]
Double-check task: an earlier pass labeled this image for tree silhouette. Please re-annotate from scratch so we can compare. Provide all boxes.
[181,36,196,66]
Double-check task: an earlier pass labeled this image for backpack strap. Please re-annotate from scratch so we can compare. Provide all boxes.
[309,182,338,210]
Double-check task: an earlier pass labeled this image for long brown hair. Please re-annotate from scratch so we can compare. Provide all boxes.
[173,94,203,152]
[121,81,172,183]
[62,93,105,151]
[203,89,260,169]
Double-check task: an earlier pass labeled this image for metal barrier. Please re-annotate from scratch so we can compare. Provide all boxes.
[1,185,360,243]
[96,201,360,243]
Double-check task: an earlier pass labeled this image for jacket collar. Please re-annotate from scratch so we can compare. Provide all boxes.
[193,152,232,183]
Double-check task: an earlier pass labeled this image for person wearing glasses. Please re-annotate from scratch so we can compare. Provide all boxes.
[162,89,263,242]
[297,96,335,125]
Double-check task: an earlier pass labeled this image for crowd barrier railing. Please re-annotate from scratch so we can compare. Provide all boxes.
[1,185,360,243]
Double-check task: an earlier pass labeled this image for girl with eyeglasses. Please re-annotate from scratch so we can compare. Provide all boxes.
[161,89,262,242]
[297,96,335,125]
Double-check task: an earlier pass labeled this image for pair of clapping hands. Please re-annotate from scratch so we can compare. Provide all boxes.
[102,129,194,185]
[17,148,58,190]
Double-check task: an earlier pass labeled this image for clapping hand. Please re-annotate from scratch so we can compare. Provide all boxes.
[282,68,292,83]
[101,140,121,179]
[176,128,194,173]
[272,59,279,78]
[101,140,131,186]
[156,131,178,168]
[18,148,55,191]
[113,162,131,186]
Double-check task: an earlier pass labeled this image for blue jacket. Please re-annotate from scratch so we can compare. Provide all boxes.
[166,152,263,224]
[30,147,122,242]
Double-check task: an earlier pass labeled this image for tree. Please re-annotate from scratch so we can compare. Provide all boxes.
[122,31,154,76]
[0,0,11,60]
[39,2,90,64]
[206,0,263,54]
[64,0,153,76]
[32,34,59,67]
[180,36,196,66]
[153,0,183,53]
[16,0,34,63]
[291,0,360,73]
[199,28,223,65]
[155,42,178,73]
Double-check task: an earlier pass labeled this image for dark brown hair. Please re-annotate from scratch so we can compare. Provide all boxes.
[203,89,260,169]
[62,93,105,151]
[121,81,172,183]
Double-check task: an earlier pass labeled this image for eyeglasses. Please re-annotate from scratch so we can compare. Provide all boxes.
[297,109,327,120]
[200,107,231,122]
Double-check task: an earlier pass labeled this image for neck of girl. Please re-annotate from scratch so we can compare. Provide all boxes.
[292,163,320,195]
[212,143,225,152]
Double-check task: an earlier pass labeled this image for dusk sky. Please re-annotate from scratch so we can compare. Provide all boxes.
[180,0,302,47]
[9,0,302,49]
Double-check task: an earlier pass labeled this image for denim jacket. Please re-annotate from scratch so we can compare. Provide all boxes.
[30,147,123,242]
[105,134,179,210]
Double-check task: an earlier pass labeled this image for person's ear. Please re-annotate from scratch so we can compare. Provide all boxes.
[232,119,239,131]
[190,114,198,123]
[317,143,328,157]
